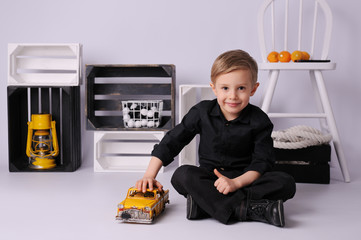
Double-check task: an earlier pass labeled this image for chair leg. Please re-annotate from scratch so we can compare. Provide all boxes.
[261,70,279,113]
[314,70,351,182]
[310,70,328,132]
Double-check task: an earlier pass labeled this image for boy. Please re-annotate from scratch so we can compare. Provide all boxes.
[136,49,296,227]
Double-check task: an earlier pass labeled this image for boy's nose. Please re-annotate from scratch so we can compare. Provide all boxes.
[229,90,238,99]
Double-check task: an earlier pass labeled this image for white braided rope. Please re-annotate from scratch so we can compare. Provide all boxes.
[272,125,332,149]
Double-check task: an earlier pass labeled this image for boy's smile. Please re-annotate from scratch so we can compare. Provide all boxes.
[210,69,259,121]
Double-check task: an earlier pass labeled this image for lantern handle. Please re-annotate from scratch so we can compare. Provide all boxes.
[26,122,33,158]
[51,120,59,157]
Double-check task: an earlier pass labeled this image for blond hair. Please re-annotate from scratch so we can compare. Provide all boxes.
[211,49,258,85]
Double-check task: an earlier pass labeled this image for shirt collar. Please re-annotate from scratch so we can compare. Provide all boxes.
[210,100,251,124]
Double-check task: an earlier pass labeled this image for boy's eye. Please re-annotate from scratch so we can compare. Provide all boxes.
[239,86,245,90]
[222,87,228,90]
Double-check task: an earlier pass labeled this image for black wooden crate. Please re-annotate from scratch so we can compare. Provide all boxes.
[86,64,175,131]
[272,144,331,184]
[7,86,81,172]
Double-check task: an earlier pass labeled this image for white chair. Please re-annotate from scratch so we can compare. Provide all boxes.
[258,0,350,182]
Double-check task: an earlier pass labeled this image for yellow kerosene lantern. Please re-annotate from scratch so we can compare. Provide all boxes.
[26,114,59,169]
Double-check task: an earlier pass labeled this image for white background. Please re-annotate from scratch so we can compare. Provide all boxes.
[1,1,361,239]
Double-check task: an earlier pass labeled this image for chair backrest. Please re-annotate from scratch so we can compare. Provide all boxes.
[258,0,332,62]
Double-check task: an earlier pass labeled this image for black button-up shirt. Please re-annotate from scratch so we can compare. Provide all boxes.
[152,99,275,174]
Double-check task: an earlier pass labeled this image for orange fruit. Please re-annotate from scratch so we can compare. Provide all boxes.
[291,50,303,62]
[302,51,310,60]
[279,51,291,62]
[267,51,279,62]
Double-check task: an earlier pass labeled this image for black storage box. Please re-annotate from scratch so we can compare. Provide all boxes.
[272,144,331,184]
[7,86,81,172]
[86,64,175,131]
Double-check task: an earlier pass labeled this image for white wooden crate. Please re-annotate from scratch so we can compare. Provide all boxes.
[178,85,214,166]
[94,131,165,172]
[8,43,82,86]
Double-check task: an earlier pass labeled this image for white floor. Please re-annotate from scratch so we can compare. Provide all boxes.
[1,156,360,240]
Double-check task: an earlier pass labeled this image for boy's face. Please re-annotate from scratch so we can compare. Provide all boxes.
[210,69,259,121]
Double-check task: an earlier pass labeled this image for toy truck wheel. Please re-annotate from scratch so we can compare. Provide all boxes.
[151,212,156,222]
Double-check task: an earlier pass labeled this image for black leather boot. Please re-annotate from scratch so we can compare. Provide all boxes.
[186,195,210,220]
[235,199,285,227]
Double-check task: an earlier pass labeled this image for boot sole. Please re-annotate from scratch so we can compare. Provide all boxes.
[186,195,196,219]
[277,200,285,227]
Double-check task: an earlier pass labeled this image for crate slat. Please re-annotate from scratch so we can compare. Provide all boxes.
[14,73,78,86]
[10,44,78,57]
[87,65,173,78]
[93,83,171,95]
[86,116,173,131]
[16,57,78,71]
[93,99,172,111]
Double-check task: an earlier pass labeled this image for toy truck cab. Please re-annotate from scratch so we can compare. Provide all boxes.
[116,187,169,223]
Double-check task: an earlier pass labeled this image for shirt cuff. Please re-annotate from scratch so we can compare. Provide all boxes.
[151,144,173,167]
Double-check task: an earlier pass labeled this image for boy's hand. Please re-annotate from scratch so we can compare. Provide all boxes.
[136,177,163,193]
[214,169,239,195]
[135,157,164,193]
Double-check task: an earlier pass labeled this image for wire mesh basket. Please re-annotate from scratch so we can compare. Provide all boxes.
[122,100,163,128]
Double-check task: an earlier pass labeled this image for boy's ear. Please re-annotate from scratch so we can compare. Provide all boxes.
[210,82,217,95]
[250,82,260,96]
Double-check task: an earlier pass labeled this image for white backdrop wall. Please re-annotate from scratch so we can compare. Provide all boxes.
[0,0,360,178]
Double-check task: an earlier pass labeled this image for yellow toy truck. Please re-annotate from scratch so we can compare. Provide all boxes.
[116,187,169,223]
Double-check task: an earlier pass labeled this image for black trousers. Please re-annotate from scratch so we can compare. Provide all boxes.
[171,165,296,224]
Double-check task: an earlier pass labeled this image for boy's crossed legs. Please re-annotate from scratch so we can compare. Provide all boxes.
[171,165,296,226]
